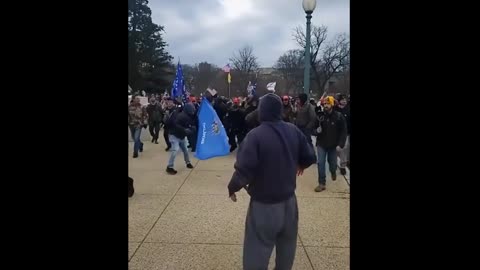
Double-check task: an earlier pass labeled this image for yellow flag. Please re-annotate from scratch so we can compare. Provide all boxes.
[228,72,232,84]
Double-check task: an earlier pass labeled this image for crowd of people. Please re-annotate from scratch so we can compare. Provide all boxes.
[128,90,350,190]
[128,90,350,269]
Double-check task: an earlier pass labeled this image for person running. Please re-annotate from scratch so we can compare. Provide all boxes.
[244,95,260,131]
[128,95,148,158]
[228,93,317,270]
[227,97,246,152]
[314,96,347,192]
[282,95,295,123]
[161,97,175,151]
[146,97,163,144]
[213,96,229,126]
[334,94,350,175]
[293,93,317,146]
[165,103,196,175]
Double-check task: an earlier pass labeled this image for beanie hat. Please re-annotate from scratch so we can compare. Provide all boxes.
[324,96,335,106]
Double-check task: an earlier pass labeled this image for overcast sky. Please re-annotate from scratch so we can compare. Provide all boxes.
[150,0,349,68]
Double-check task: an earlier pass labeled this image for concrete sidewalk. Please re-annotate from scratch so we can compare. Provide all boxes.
[128,138,350,270]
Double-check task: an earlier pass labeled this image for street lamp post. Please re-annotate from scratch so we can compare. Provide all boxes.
[302,0,316,96]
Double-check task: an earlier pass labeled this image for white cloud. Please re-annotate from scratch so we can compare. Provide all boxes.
[217,0,260,20]
[149,0,349,67]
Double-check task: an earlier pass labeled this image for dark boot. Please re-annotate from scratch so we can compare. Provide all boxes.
[315,184,326,192]
[166,167,177,175]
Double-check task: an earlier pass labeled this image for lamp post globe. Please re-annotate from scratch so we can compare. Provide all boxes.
[302,0,316,13]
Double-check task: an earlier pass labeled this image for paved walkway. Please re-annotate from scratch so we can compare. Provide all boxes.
[128,137,350,270]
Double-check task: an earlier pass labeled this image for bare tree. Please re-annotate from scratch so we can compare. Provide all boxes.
[274,49,304,94]
[292,25,350,94]
[293,25,327,93]
[293,25,328,69]
[318,34,350,92]
[182,64,196,92]
[182,62,220,95]
[198,62,219,91]
[229,45,260,87]
[334,70,350,94]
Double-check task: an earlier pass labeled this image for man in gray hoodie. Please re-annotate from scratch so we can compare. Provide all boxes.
[228,93,317,270]
[293,93,317,146]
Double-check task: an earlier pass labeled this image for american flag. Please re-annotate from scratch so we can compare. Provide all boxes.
[222,64,231,73]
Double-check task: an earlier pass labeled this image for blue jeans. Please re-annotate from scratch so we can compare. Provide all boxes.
[167,135,191,168]
[129,126,143,155]
[317,146,337,185]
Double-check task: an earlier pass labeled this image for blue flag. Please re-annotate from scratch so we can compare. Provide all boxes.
[171,62,184,99]
[181,84,190,104]
[194,99,230,160]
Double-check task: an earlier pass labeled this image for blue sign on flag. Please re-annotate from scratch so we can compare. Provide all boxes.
[194,99,230,160]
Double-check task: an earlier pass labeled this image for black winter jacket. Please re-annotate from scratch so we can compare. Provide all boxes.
[315,110,347,149]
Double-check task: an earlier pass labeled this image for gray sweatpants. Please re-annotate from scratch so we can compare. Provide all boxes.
[243,195,298,270]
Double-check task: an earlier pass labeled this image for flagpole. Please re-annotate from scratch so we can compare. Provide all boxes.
[228,72,231,99]
[223,64,232,98]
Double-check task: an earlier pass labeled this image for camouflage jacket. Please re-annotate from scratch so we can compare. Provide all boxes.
[282,104,295,123]
[128,104,148,128]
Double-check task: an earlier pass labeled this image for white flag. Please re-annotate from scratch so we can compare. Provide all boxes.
[266,82,276,92]
[246,81,253,95]
[206,87,217,96]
